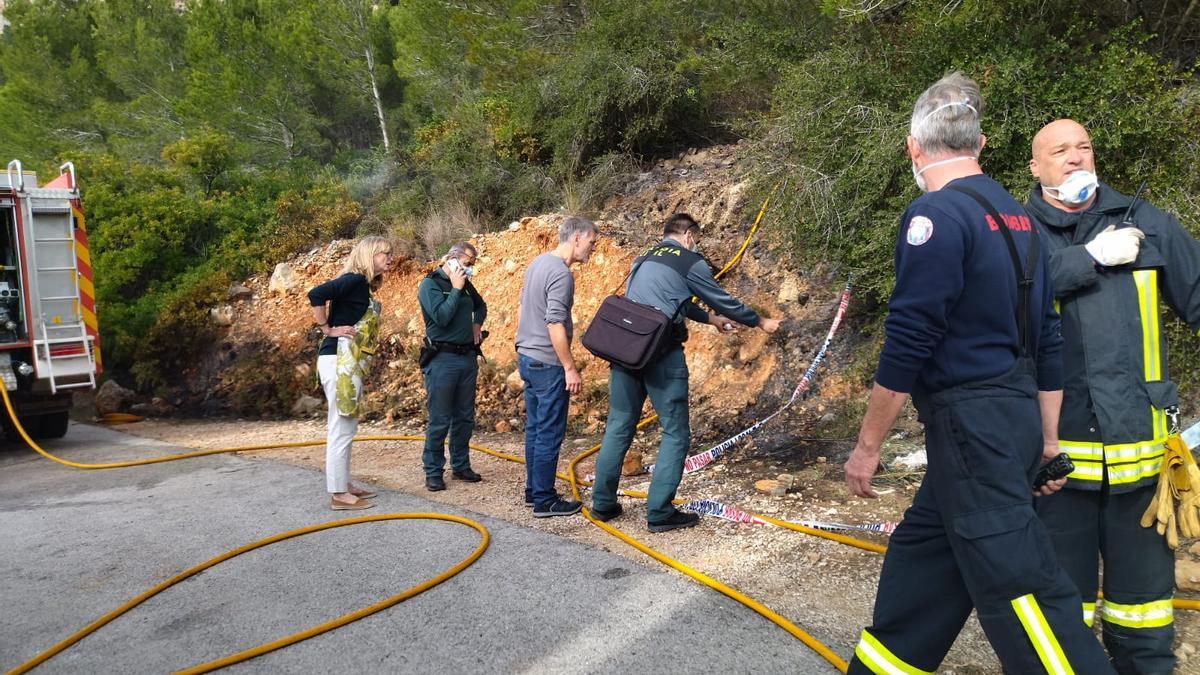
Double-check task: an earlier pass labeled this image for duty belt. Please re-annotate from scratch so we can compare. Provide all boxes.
[434,341,476,355]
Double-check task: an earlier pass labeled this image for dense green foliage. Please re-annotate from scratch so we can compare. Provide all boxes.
[754,0,1200,300]
[0,0,1198,394]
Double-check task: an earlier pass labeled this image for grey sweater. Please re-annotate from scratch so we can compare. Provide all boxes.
[515,252,575,366]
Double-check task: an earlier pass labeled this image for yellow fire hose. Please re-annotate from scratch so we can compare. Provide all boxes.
[7,512,488,675]
[10,187,1197,673]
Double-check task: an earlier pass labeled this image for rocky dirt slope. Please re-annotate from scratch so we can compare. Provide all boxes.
[201,144,866,462]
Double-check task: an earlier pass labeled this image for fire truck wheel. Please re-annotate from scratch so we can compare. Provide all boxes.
[9,411,71,441]
[34,411,70,439]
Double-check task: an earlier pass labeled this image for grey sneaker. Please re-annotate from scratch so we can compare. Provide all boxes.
[533,498,582,518]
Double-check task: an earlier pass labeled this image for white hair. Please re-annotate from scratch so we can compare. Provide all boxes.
[909,71,984,157]
[558,216,598,244]
[444,241,477,261]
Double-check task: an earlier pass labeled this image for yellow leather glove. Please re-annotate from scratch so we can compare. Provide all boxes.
[1141,435,1200,549]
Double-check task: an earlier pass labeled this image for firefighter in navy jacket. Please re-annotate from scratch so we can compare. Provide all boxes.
[843,75,1112,674]
[1027,118,1200,675]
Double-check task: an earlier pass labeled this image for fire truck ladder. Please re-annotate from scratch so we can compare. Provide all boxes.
[22,166,95,394]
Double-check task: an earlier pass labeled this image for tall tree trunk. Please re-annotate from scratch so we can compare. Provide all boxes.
[364,46,389,152]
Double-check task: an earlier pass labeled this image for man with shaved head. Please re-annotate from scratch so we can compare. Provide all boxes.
[1027,118,1200,674]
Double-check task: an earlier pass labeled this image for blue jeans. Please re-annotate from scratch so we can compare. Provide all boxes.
[421,351,477,477]
[518,353,569,507]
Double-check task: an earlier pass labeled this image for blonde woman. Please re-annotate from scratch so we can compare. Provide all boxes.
[308,235,394,510]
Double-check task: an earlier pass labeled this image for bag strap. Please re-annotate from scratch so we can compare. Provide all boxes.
[945,183,1039,357]
[620,246,689,323]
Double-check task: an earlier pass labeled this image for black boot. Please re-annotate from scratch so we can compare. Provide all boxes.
[425,474,446,491]
[648,510,699,533]
[452,468,482,482]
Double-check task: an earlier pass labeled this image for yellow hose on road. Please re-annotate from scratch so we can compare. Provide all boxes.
[6,513,489,675]
[7,377,858,673]
[564,431,852,673]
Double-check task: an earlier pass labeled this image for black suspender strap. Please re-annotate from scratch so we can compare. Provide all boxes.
[945,184,1040,357]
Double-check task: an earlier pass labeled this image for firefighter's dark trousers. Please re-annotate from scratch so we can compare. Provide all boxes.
[1037,484,1175,674]
[849,364,1113,674]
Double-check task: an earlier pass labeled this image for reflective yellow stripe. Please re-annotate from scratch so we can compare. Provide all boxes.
[1109,457,1164,485]
[1059,441,1103,460]
[1012,594,1075,675]
[1133,270,1160,381]
[1103,439,1164,462]
[1154,405,1169,439]
[1059,438,1165,484]
[1067,463,1104,481]
[854,630,933,675]
[1101,599,1173,629]
[1082,602,1096,628]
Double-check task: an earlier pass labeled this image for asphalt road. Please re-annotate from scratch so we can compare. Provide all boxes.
[0,422,835,673]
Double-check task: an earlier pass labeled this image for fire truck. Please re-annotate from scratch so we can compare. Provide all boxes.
[0,160,100,439]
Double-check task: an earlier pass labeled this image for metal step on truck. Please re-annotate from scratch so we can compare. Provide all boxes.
[0,160,100,439]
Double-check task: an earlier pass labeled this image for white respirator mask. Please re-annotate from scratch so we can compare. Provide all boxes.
[1042,170,1099,206]
[912,156,976,193]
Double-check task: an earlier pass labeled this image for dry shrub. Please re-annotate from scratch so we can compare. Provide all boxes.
[392,201,481,261]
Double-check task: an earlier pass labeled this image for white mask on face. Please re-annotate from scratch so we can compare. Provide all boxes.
[1042,170,1098,206]
[447,258,475,277]
[911,156,976,192]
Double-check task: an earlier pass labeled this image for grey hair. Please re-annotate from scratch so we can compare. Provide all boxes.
[445,241,477,260]
[558,216,599,244]
[909,71,984,157]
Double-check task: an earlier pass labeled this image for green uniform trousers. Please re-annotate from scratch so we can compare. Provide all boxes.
[592,346,689,522]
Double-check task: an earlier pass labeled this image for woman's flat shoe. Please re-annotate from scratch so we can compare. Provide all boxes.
[350,490,377,499]
[330,498,375,511]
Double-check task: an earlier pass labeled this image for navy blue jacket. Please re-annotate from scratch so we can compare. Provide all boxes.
[875,174,1064,396]
[1027,183,1200,491]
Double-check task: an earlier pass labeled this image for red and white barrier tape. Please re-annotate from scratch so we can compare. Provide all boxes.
[645,277,853,475]
[679,498,898,534]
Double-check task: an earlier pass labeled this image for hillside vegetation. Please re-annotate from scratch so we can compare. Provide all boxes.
[1,0,1198,395]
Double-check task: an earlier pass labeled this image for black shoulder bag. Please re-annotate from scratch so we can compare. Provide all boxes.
[581,254,687,370]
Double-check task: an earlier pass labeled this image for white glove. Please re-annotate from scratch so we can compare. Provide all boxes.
[1084,225,1145,266]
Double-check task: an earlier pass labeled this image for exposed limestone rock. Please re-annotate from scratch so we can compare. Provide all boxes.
[210,304,234,326]
[291,394,324,416]
[227,284,253,300]
[269,263,298,295]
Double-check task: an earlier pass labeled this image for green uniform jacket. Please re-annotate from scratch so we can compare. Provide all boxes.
[418,268,487,344]
[1027,183,1200,492]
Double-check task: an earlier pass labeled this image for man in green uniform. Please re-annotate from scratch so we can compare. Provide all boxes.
[418,242,487,491]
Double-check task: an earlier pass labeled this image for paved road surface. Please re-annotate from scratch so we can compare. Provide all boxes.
[0,422,836,673]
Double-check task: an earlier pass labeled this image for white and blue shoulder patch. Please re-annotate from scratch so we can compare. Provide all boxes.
[905,215,934,246]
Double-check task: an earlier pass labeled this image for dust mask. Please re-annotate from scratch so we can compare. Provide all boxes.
[1043,170,1098,206]
[911,156,976,193]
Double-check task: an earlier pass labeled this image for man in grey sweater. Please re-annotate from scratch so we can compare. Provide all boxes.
[515,216,600,517]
